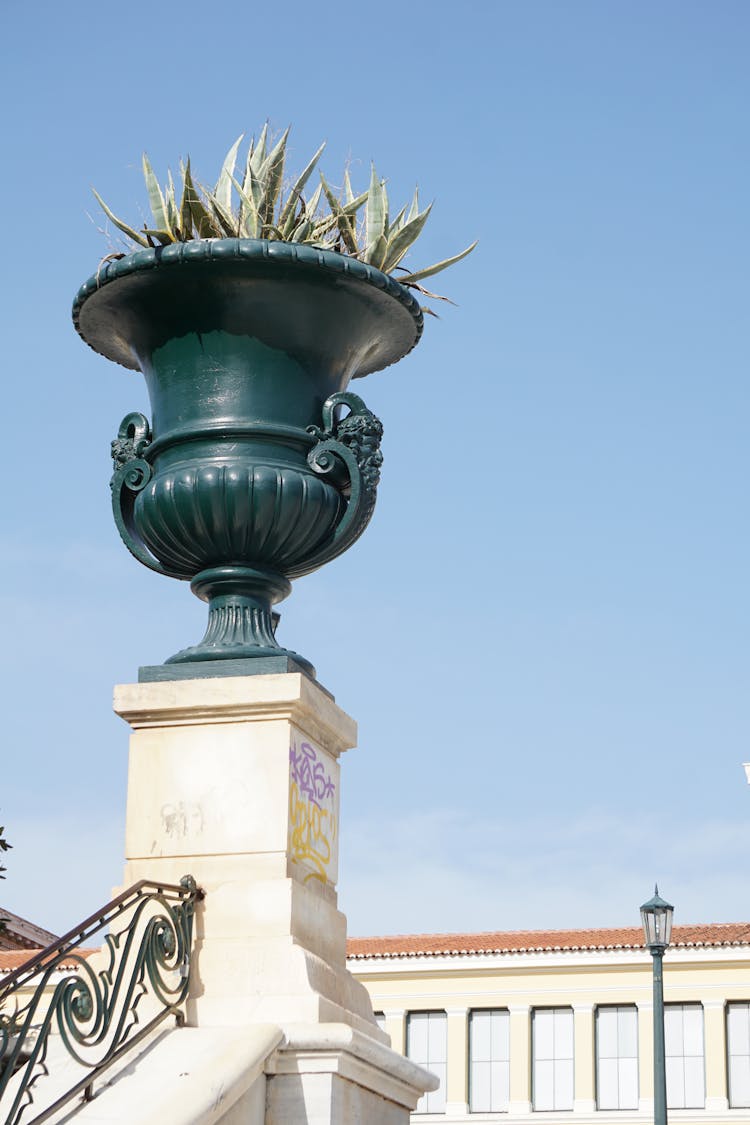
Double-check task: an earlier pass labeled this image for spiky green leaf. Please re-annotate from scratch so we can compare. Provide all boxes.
[406,279,457,304]
[92,188,150,247]
[198,203,225,238]
[142,154,169,232]
[279,140,326,233]
[258,127,290,228]
[387,205,407,235]
[289,217,313,242]
[363,233,388,270]
[397,240,478,284]
[280,196,304,239]
[142,227,175,246]
[238,157,264,236]
[184,162,218,238]
[320,173,358,254]
[263,223,287,241]
[177,161,191,239]
[215,134,243,214]
[304,182,323,219]
[341,189,368,216]
[236,163,263,237]
[381,203,433,273]
[343,169,355,206]
[407,186,420,223]
[365,163,387,248]
[165,170,180,237]
[309,211,340,240]
[230,173,262,238]
[205,195,237,237]
[248,123,268,176]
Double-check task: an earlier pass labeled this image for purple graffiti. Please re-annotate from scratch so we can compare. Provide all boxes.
[290,741,335,806]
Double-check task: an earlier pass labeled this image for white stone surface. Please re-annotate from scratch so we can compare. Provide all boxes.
[103,672,433,1122]
[265,1023,438,1122]
[29,1021,435,1125]
[29,1025,281,1125]
[114,673,378,1037]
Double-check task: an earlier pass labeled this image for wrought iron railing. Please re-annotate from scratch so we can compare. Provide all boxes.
[0,876,203,1125]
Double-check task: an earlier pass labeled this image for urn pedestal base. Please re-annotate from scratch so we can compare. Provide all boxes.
[115,673,370,1031]
[138,655,318,684]
[165,565,315,676]
[112,671,435,1122]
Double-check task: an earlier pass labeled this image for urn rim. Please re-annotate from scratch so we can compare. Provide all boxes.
[72,237,424,378]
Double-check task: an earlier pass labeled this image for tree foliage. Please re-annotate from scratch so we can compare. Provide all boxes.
[0,822,11,934]
[0,822,10,880]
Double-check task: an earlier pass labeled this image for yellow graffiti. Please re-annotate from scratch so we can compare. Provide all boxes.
[288,780,337,883]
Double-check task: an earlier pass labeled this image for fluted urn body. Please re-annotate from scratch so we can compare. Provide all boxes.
[73,240,422,677]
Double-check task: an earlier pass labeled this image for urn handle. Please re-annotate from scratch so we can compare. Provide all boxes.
[110,413,183,579]
[289,392,383,577]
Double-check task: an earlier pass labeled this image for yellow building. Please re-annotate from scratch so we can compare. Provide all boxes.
[347,922,750,1123]
[4,917,750,1123]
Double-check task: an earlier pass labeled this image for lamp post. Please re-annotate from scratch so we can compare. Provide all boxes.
[641,886,674,1125]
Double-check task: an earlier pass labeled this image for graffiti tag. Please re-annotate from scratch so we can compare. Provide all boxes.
[288,740,337,884]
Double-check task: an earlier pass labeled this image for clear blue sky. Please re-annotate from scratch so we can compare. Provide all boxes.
[1,0,748,937]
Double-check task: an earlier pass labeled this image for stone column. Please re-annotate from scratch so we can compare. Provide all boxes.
[704,1000,728,1112]
[508,1003,531,1114]
[114,672,435,1123]
[445,1006,469,1115]
[573,1003,595,1112]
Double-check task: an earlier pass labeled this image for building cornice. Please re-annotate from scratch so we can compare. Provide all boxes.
[348,943,750,976]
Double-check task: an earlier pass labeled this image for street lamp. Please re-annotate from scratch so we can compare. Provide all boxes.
[641,886,674,1125]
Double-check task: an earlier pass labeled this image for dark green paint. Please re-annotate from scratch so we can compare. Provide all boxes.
[641,888,673,1125]
[0,877,201,1125]
[139,656,333,697]
[652,948,668,1125]
[73,239,422,676]
[145,332,328,446]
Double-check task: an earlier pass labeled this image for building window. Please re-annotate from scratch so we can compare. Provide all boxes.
[373,1010,387,1034]
[407,1011,447,1113]
[727,1002,750,1107]
[596,1005,638,1109]
[532,1007,574,1111]
[665,1003,705,1108]
[469,1008,510,1112]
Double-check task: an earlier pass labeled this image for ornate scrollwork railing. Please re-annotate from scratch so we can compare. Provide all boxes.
[0,876,203,1125]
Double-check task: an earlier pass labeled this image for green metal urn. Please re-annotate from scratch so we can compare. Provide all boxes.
[73,239,422,678]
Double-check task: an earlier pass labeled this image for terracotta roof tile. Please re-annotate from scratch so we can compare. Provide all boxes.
[0,949,98,973]
[347,923,750,959]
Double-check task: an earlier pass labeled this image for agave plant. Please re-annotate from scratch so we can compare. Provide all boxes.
[93,127,476,303]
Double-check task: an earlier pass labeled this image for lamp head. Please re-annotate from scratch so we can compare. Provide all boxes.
[640,884,674,952]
